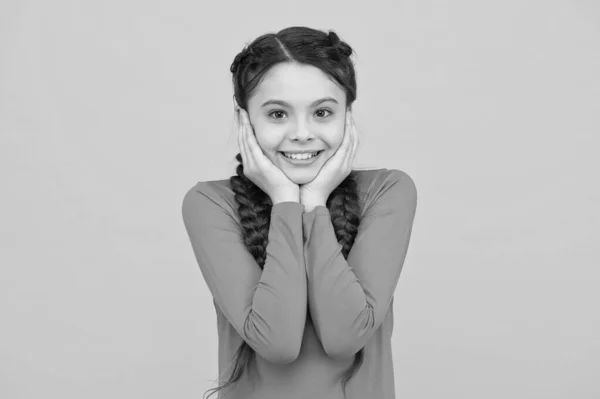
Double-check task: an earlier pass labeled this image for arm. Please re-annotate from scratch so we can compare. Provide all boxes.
[182,186,307,364]
[302,170,417,359]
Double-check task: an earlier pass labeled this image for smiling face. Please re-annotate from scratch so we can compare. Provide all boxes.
[245,62,348,185]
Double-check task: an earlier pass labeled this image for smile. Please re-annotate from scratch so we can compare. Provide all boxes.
[279,150,323,165]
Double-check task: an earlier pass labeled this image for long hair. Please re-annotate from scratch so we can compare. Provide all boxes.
[205,26,363,399]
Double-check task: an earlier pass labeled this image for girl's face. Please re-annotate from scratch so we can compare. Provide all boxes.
[245,62,348,185]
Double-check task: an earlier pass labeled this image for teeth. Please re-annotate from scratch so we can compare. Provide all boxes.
[284,152,318,160]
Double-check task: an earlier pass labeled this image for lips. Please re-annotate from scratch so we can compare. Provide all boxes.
[279,150,323,164]
[281,150,323,158]
[281,150,321,156]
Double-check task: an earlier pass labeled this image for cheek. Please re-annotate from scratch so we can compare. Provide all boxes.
[329,128,345,150]
[254,134,280,159]
[333,121,346,141]
[253,127,274,148]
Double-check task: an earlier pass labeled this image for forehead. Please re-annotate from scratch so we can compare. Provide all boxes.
[252,62,345,105]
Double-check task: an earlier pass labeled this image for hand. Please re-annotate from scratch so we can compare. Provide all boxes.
[237,108,300,203]
[300,111,359,204]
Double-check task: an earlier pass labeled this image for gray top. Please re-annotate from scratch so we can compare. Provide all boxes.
[182,168,417,399]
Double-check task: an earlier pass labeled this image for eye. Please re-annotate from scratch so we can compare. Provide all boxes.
[268,110,287,119]
[267,108,334,120]
[315,109,333,118]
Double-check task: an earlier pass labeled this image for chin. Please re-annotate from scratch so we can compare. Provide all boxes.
[290,174,317,185]
[278,167,316,183]
[283,169,321,185]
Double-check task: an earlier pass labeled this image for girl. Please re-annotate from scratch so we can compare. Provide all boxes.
[182,26,418,399]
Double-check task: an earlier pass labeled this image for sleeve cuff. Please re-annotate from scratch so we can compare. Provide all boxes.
[271,201,305,215]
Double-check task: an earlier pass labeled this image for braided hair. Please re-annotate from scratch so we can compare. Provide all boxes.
[205,26,362,399]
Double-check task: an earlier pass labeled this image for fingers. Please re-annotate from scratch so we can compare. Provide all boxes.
[345,112,354,147]
[351,114,358,159]
[243,111,260,167]
[237,110,243,157]
[343,111,353,153]
[345,112,358,169]
[238,110,251,168]
[241,109,263,171]
[335,112,351,154]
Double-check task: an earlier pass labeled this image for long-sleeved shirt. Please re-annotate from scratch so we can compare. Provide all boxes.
[181,168,417,399]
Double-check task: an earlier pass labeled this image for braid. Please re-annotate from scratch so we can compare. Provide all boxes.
[230,46,255,74]
[203,154,272,399]
[323,168,364,397]
[328,30,353,58]
[328,30,341,50]
[231,161,273,268]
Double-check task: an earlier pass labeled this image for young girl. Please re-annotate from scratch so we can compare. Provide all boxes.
[182,26,418,399]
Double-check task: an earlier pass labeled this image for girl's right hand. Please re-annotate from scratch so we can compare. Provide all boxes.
[237,109,300,203]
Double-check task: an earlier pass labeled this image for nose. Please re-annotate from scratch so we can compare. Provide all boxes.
[289,120,315,143]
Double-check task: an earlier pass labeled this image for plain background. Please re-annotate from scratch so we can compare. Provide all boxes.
[1,0,598,398]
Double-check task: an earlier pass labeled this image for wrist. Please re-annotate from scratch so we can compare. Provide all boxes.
[272,189,300,205]
[301,196,326,213]
[304,205,323,213]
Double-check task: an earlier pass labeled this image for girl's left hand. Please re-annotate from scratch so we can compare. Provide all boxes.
[300,111,359,203]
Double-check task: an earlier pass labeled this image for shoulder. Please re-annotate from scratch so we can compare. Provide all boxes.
[353,168,417,215]
[354,168,415,191]
[181,179,240,225]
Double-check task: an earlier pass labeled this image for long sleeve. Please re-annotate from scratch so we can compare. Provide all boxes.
[302,170,417,359]
[182,185,307,364]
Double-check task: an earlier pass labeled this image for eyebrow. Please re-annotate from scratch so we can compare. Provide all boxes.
[261,97,339,108]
